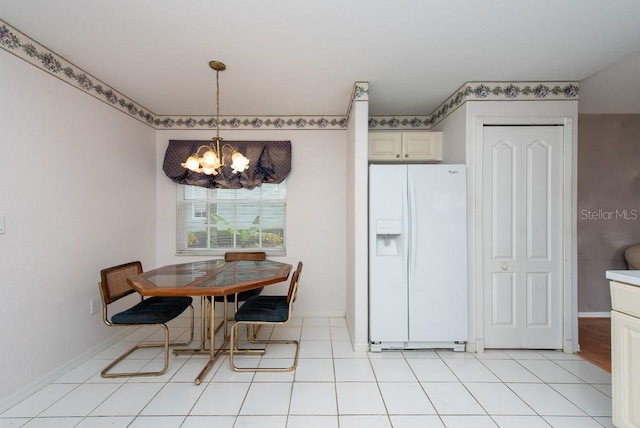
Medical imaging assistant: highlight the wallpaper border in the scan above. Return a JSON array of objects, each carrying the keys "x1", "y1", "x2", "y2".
[{"x1": 1, "y1": 20, "x2": 578, "y2": 131}]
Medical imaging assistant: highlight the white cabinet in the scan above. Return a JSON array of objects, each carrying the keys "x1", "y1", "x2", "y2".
[
  {"x1": 609, "y1": 275, "x2": 640, "y2": 428},
  {"x1": 612, "y1": 310, "x2": 640, "y2": 428},
  {"x1": 368, "y1": 132, "x2": 442, "y2": 162}
]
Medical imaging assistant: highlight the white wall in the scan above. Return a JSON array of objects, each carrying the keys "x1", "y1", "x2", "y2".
[
  {"x1": 155, "y1": 129, "x2": 348, "y2": 317},
  {"x1": 345, "y1": 98, "x2": 370, "y2": 350},
  {"x1": 0, "y1": 52, "x2": 157, "y2": 406},
  {"x1": 579, "y1": 52, "x2": 640, "y2": 114},
  {"x1": 431, "y1": 104, "x2": 468, "y2": 164}
]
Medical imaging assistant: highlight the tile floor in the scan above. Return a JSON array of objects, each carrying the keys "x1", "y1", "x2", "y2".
[{"x1": 0, "y1": 316, "x2": 613, "y2": 428}]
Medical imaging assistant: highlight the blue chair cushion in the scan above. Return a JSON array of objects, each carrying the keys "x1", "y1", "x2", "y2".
[
  {"x1": 213, "y1": 287, "x2": 263, "y2": 303},
  {"x1": 111, "y1": 296, "x2": 192, "y2": 324},
  {"x1": 234, "y1": 295, "x2": 290, "y2": 323}
]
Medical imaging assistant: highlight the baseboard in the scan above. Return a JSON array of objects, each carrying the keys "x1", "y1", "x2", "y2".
[
  {"x1": 578, "y1": 311, "x2": 611, "y2": 318},
  {"x1": 0, "y1": 329, "x2": 131, "y2": 414},
  {"x1": 353, "y1": 342, "x2": 370, "y2": 352},
  {"x1": 292, "y1": 311, "x2": 346, "y2": 318},
  {"x1": 466, "y1": 341, "x2": 478, "y2": 353}
]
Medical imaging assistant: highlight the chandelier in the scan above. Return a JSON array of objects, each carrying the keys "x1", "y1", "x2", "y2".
[{"x1": 181, "y1": 61, "x2": 250, "y2": 175}]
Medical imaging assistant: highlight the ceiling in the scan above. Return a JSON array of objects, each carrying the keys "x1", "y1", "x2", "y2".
[{"x1": 2, "y1": 0, "x2": 640, "y2": 118}]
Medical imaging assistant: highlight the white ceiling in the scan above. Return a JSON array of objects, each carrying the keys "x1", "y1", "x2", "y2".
[{"x1": 2, "y1": 0, "x2": 640, "y2": 117}]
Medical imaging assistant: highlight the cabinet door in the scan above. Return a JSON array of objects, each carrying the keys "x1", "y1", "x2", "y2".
[
  {"x1": 368, "y1": 133, "x2": 402, "y2": 161},
  {"x1": 402, "y1": 132, "x2": 442, "y2": 161},
  {"x1": 612, "y1": 310, "x2": 640, "y2": 428}
]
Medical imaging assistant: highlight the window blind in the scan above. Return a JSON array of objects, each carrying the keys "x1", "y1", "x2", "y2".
[{"x1": 176, "y1": 182, "x2": 286, "y2": 256}]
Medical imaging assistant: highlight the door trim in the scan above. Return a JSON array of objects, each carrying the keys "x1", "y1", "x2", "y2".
[{"x1": 472, "y1": 117, "x2": 576, "y2": 353}]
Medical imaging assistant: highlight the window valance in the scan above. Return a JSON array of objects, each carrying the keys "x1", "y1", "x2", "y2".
[{"x1": 163, "y1": 140, "x2": 291, "y2": 190}]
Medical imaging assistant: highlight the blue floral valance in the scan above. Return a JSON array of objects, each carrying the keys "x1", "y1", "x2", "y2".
[{"x1": 163, "y1": 140, "x2": 291, "y2": 190}]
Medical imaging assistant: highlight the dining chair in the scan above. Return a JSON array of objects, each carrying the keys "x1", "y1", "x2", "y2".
[
  {"x1": 98, "y1": 261, "x2": 194, "y2": 378},
  {"x1": 229, "y1": 261, "x2": 303, "y2": 372},
  {"x1": 220, "y1": 251, "x2": 267, "y2": 307},
  {"x1": 211, "y1": 251, "x2": 267, "y2": 337}
]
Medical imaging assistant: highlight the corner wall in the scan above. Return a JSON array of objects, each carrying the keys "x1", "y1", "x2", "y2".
[
  {"x1": 0, "y1": 51, "x2": 157, "y2": 407},
  {"x1": 345, "y1": 94, "x2": 370, "y2": 350}
]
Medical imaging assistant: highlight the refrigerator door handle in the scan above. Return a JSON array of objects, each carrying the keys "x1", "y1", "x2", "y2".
[{"x1": 407, "y1": 171, "x2": 417, "y2": 285}]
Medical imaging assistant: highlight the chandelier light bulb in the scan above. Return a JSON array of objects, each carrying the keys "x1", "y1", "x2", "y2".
[
  {"x1": 202, "y1": 166, "x2": 219, "y2": 175},
  {"x1": 182, "y1": 156, "x2": 201, "y2": 172},
  {"x1": 201, "y1": 150, "x2": 220, "y2": 168},
  {"x1": 231, "y1": 152, "x2": 250, "y2": 173}
]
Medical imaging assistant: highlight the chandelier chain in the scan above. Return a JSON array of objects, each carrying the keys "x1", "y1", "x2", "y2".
[
  {"x1": 215, "y1": 68, "x2": 220, "y2": 141},
  {"x1": 181, "y1": 60, "x2": 249, "y2": 175}
]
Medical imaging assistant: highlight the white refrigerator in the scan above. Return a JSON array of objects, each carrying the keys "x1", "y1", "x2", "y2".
[{"x1": 369, "y1": 164, "x2": 467, "y2": 351}]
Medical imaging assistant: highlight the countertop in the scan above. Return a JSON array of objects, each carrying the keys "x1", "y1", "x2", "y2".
[{"x1": 606, "y1": 270, "x2": 640, "y2": 287}]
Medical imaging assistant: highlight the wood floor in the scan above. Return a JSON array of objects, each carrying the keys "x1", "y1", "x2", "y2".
[{"x1": 577, "y1": 317, "x2": 611, "y2": 373}]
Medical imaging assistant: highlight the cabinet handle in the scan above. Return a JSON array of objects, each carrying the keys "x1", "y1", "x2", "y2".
[
  {"x1": 501, "y1": 263, "x2": 508, "y2": 271},
  {"x1": 396, "y1": 154, "x2": 400, "y2": 158},
  {"x1": 404, "y1": 154, "x2": 409, "y2": 158}
]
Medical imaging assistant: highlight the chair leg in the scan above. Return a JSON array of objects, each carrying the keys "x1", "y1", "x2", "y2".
[
  {"x1": 229, "y1": 321, "x2": 299, "y2": 373},
  {"x1": 223, "y1": 295, "x2": 230, "y2": 338},
  {"x1": 101, "y1": 305, "x2": 194, "y2": 379},
  {"x1": 246, "y1": 324, "x2": 263, "y2": 342},
  {"x1": 212, "y1": 294, "x2": 262, "y2": 342},
  {"x1": 170, "y1": 304, "x2": 195, "y2": 347},
  {"x1": 101, "y1": 324, "x2": 171, "y2": 378},
  {"x1": 210, "y1": 297, "x2": 235, "y2": 339}
]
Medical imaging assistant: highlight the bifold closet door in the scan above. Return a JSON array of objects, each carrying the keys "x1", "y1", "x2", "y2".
[{"x1": 482, "y1": 126, "x2": 563, "y2": 349}]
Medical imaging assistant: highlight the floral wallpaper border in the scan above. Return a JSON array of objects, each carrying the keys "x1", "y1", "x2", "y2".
[
  {"x1": 0, "y1": 20, "x2": 346, "y2": 130},
  {"x1": 345, "y1": 81, "x2": 369, "y2": 120},
  {"x1": 0, "y1": 20, "x2": 160, "y2": 127},
  {"x1": 152, "y1": 115, "x2": 348, "y2": 130},
  {"x1": 369, "y1": 81, "x2": 579, "y2": 130},
  {"x1": 1, "y1": 20, "x2": 578, "y2": 131}
]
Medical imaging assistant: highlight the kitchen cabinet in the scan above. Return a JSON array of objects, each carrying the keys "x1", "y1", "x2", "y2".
[
  {"x1": 368, "y1": 132, "x2": 442, "y2": 162},
  {"x1": 607, "y1": 270, "x2": 640, "y2": 428}
]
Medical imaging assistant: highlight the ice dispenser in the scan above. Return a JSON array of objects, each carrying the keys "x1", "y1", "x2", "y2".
[{"x1": 376, "y1": 219, "x2": 402, "y2": 256}]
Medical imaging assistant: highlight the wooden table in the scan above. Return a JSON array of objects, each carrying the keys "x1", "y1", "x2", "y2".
[{"x1": 127, "y1": 259, "x2": 292, "y2": 384}]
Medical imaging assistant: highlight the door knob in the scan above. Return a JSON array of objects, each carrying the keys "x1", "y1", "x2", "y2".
[{"x1": 501, "y1": 263, "x2": 508, "y2": 271}]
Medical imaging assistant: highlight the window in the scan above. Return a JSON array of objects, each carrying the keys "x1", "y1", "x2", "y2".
[{"x1": 176, "y1": 182, "x2": 286, "y2": 255}]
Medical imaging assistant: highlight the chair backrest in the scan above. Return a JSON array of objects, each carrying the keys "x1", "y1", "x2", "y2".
[
  {"x1": 224, "y1": 251, "x2": 267, "y2": 262},
  {"x1": 99, "y1": 261, "x2": 143, "y2": 305},
  {"x1": 286, "y1": 261, "x2": 303, "y2": 304}
]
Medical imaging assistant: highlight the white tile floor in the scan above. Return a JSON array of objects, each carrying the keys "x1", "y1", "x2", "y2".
[{"x1": 0, "y1": 316, "x2": 613, "y2": 428}]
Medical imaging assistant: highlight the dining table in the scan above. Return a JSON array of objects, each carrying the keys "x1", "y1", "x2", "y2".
[{"x1": 127, "y1": 258, "x2": 292, "y2": 384}]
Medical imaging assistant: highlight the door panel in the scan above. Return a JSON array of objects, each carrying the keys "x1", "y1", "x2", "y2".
[
  {"x1": 484, "y1": 128, "x2": 521, "y2": 348},
  {"x1": 483, "y1": 126, "x2": 563, "y2": 349},
  {"x1": 491, "y1": 140, "x2": 517, "y2": 260},
  {"x1": 491, "y1": 272, "x2": 516, "y2": 327},
  {"x1": 369, "y1": 165, "x2": 409, "y2": 343},
  {"x1": 527, "y1": 141, "x2": 551, "y2": 260},
  {"x1": 408, "y1": 165, "x2": 467, "y2": 342},
  {"x1": 526, "y1": 272, "x2": 550, "y2": 327}
]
